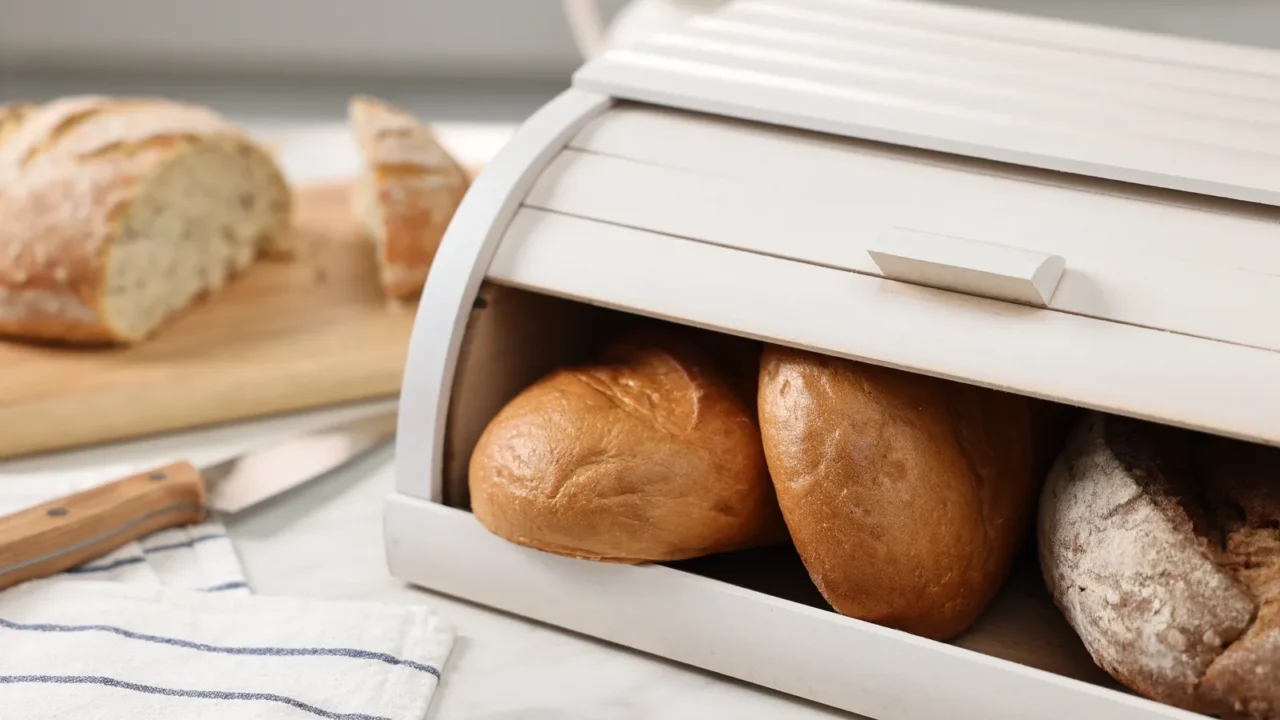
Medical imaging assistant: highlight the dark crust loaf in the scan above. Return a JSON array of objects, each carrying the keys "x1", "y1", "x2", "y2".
[
  {"x1": 1039, "y1": 411, "x2": 1280, "y2": 718},
  {"x1": 467, "y1": 326, "x2": 787, "y2": 564},
  {"x1": 757, "y1": 344, "x2": 1041, "y2": 641}
]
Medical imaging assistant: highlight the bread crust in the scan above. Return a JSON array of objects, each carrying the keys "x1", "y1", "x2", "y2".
[
  {"x1": 0, "y1": 96, "x2": 291, "y2": 344},
  {"x1": 347, "y1": 95, "x2": 470, "y2": 300},
  {"x1": 1040, "y1": 412, "x2": 1280, "y2": 718},
  {"x1": 757, "y1": 344, "x2": 1040, "y2": 641},
  {"x1": 468, "y1": 327, "x2": 786, "y2": 563},
  {"x1": 0, "y1": 101, "x2": 36, "y2": 148}
]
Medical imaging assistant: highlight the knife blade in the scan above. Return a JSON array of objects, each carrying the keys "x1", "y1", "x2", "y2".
[{"x1": 0, "y1": 410, "x2": 397, "y2": 591}]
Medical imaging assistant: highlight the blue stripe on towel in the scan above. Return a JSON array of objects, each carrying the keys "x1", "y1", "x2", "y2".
[
  {"x1": 63, "y1": 555, "x2": 147, "y2": 574},
  {"x1": 201, "y1": 581, "x2": 248, "y2": 593},
  {"x1": 0, "y1": 675, "x2": 389, "y2": 720},
  {"x1": 66, "y1": 532, "x2": 227, "y2": 574},
  {"x1": 141, "y1": 533, "x2": 227, "y2": 554},
  {"x1": 0, "y1": 618, "x2": 441, "y2": 678}
]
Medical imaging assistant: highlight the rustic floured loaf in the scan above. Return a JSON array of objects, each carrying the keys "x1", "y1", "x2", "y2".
[
  {"x1": 468, "y1": 326, "x2": 787, "y2": 563},
  {"x1": 347, "y1": 95, "x2": 470, "y2": 300},
  {"x1": 0, "y1": 95, "x2": 292, "y2": 344},
  {"x1": 1040, "y1": 412, "x2": 1280, "y2": 719},
  {"x1": 757, "y1": 344, "x2": 1041, "y2": 641}
]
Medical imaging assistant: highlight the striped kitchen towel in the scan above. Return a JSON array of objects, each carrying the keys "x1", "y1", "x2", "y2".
[
  {"x1": 0, "y1": 577, "x2": 453, "y2": 720},
  {"x1": 0, "y1": 438, "x2": 455, "y2": 719},
  {"x1": 56, "y1": 518, "x2": 250, "y2": 594}
]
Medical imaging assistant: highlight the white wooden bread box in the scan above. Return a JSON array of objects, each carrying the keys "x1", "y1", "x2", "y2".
[{"x1": 384, "y1": 1, "x2": 1280, "y2": 718}]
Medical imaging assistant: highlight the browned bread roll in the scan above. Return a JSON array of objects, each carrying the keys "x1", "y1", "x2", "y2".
[
  {"x1": 468, "y1": 327, "x2": 786, "y2": 563},
  {"x1": 347, "y1": 95, "x2": 470, "y2": 300},
  {"x1": 757, "y1": 344, "x2": 1040, "y2": 641},
  {"x1": 0, "y1": 96, "x2": 292, "y2": 344},
  {"x1": 1040, "y1": 411, "x2": 1280, "y2": 718}
]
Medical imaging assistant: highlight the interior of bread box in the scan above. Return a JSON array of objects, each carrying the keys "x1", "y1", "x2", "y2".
[{"x1": 438, "y1": 276, "x2": 1244, "y2": 696}]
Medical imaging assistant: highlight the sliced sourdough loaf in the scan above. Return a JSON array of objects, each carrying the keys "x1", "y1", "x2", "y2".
[
  {"x1": 0, "y1": 95, "x2": 292, "y2": 345},
  {"x1": 347, "y1": 95, "x2": 470, "y2": 300}
]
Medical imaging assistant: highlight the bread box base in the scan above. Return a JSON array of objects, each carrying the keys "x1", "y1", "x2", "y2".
[
  {"x1": 384, "y1": 282, "x2": 1208, "y2": 720},
  {"x1": 384, "y1": 497, "x2": 1189, "y2": 720}
]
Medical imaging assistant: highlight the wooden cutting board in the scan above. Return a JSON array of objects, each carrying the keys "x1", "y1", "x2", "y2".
[{"x1": 0, "y1": 182, "x2": 418, "y2": 460}]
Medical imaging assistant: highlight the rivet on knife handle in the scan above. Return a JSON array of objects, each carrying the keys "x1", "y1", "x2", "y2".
[{"x1": 0, "y1": 460, "x2": 207, "y2": 591}]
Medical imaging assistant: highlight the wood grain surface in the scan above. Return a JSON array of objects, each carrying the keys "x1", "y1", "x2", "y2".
[
  {"x1": 0, "y1": 183, "x2": 417, "y2": 459},
  {"x1": 0, "y1": 460, "x2": 207, "y2": 590}
]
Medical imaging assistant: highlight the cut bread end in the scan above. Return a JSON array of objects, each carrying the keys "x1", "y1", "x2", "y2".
[
  {"x1": 347, "y1": 95, "x2": 470, "y2": 301},
  {"x1": 103, "y1": 135, "x2": 292, "y2": 343}
]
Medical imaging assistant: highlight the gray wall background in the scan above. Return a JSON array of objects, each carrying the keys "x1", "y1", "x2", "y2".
[{"x1": 2, "y1": 1, "x2": 1278, "y2": 82}]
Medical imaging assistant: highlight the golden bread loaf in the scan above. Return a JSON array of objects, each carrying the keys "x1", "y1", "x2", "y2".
[
  {"x1": 468, "y1": 327, "x2": 786, "y2": 563},
  {"x1": 757, "y1": 344, "x2": 1040, "y2": 640}
]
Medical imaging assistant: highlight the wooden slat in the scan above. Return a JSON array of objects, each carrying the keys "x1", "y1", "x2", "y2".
[
  {"x1": 568, "y1": 106, "x2": 1280, "y2": 259},
  {"x1": 570, "y1": 105, "x2": 1280, "y2": 217},
  {"x1": 573, "y1": 0, "x2": 1280, "y2": 206},
  {"x1": 525, "y1": 146, "x2": 1280, "y2": 353},
  {"x1": 636, "y1": 33, "x2": 1280, "y2": 156},
  {"x1": 730, "y1": 1, "x2": 1280, "y2": 93},
  {"x1": 788, "y1": 0, "x2": 1280, "y2": 77},
  {"x1": 671, "y1": 17, "x2": 1280, "y2": 125},
  {"x1": 489, "y1": 208, "x2": 1280, "y2": 448}
]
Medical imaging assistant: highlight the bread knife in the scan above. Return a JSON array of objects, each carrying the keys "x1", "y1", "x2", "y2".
[{"x1": 0, "y1": 410, "x2": 397, "y2": 591}]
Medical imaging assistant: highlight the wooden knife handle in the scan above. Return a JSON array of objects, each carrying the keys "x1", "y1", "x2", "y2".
[{"x1": 0, "y1": 461, "x2": 207, "y2": 591}]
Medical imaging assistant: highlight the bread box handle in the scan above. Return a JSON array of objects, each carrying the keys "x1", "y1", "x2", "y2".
[{"x1": 867, "y1": 228, "x2": 1065, "y2": 307}]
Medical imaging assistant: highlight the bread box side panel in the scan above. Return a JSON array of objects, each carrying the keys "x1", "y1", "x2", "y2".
[{"x1": 394, "y1": 88, "x2": 612, "y2": 503}]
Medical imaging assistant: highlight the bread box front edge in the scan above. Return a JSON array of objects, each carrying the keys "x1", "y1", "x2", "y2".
[{"x1": 392, "y1": 87, "x2": 611, "y2": 504}]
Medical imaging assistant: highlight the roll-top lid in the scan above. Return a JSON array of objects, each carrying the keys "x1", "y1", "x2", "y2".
[{"x1": 573, "y1": 0, "x2": 1280, "y2": 206}]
